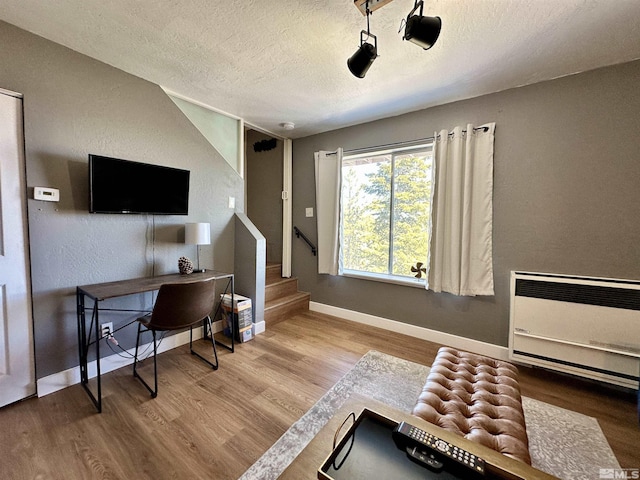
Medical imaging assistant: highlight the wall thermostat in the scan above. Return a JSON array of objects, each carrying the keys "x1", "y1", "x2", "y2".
[{"x1": 34, "y1": 187, "x2": 60, "y2": 202}]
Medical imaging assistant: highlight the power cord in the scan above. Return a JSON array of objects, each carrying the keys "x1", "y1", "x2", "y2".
[{"x1": 104, "y1": 330, "x2": 167, "y2": 360}]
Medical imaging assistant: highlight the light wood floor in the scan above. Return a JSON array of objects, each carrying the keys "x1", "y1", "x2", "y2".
[{"x1": 1, "y1": 311, "x2": 638, "y2": 479}]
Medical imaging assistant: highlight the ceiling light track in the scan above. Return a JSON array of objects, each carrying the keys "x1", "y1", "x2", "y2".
[{"x1": 353, "y1": 0, "x2": 395, "y2": 15}]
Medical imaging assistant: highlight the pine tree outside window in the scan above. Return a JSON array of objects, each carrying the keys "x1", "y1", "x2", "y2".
[{"x1": 340, "y1": 143, "x2": 433, "y2": 285}]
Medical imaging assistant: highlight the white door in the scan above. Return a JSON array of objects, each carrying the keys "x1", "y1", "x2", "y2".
[{"x1": 0, "y1": 89, "x2": 36, "y2": 407}]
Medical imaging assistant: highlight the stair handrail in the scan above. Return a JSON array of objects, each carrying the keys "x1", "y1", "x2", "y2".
[{"x1": 293, "y1": 226, "x2": 317, "y2": 256}]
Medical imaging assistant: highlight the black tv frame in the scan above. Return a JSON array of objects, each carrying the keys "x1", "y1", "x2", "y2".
[{"x1": 88, "y1": 154, "x2": 190, "y2": 215}]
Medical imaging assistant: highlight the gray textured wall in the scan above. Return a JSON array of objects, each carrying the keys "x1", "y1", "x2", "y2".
[
  {"x1": 292, "y1": 60, "x2": 640, "y2": 347},
  {"x1": 0, "y1": 21, "x2": 243, "y2": 378},
  {"x1": 246, "y1": 129, "x2": 283, "y2": 263}
]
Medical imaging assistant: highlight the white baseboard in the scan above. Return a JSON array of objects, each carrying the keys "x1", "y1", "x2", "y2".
[
  {"x1": 37, "y1": 319, "x2": 226, "y2": 398},
  {"x1": 309, "y1": 302, "x2": 508, "y2": 360},
  {"x1": 253, "y1": 320, "x2": 266, "y2": 335}
]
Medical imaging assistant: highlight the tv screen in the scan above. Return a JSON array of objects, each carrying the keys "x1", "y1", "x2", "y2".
[{"x1": 89, "y1": 154, "x2": 190, "y2": 215}]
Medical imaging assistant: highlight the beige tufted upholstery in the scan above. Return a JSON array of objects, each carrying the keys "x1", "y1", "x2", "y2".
[{"x1": 412, "y1": 347, "x2": 531, "y2": 465}]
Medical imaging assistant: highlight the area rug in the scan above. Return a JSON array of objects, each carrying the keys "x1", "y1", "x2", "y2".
[{"x1": 239, "y1": 350, "x2": 620, "y2": 480}]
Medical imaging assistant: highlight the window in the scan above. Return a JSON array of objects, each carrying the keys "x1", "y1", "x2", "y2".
[{"x1": 341, "y1": 143, "x2": 433, "y2": 284}]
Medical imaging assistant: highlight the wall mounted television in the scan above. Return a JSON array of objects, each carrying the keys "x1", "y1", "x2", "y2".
[{"x1": 89, "y1": 154, "x2": 190, "y2": 215}]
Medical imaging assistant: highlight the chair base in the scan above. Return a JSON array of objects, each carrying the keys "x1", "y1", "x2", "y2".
[{"x1": 133, "y1": 315, "x2": 218, "y2": 398}]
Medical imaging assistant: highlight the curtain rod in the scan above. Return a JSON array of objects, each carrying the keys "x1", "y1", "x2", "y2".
[{"x1": 325, "y1": 126, "x2": 489, "y2": 156}]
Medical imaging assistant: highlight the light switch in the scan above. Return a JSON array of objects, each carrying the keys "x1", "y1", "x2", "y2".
[
  {"x1": 228, "y1": 196, "x2": 235, "y2": 209},
  {"x1": 305, "y1": 207, "x2": 314, "y2": 217}
]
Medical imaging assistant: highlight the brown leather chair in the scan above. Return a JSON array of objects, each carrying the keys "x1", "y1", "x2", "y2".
[{"x1": 133, "y1": 278, "x2": 218, "y2": 397}]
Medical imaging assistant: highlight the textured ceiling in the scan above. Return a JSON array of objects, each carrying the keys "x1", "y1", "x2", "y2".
[{"x1": 1, "y1": 0, "x2": 640, "y2": 138}]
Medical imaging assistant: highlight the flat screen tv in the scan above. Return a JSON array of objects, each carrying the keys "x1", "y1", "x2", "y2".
[{"x1": 89, "y1": 154, "x2": 190, "y2": 215}]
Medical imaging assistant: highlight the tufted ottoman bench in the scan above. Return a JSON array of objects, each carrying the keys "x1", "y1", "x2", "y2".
[{"x1": 412, "y1": 347, "x2": 531, "y2": 465}]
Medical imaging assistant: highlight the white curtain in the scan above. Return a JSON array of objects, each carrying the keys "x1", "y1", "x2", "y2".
[
  {"x1": 428, "y1": 123, "x2": 495, "y2": 296},
  {"x1": 314, "y1": 149, "x2": 342, "y2": 275}
]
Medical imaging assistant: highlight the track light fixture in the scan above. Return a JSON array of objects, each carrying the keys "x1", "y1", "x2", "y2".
[
  {"x1": 402, "y1": 0, "x2": 441, "y2": 50},
  {"x1": 348, "y1": 0, "x2": 441, "y2": 76},
  {"x1": 348, "y1": 31, "x2": 378, "y2": 78},
  {"x1": 348, "y1": 1, "x2": 378, "y2": 78}
]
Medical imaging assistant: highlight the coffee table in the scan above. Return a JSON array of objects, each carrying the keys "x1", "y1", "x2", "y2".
[{"x1": 279, "y1": 394, "x2": 558, "y2": 480}]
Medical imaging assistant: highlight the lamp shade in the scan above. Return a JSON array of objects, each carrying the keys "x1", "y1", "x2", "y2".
[{"x1": 185, "y1": 222, "x2": 211, "y2": 245}]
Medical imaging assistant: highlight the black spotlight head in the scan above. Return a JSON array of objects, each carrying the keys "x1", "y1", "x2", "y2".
[
  {"x1": 404, "y1": 14, "x2": 441, "y2": 50},
  {"x1": 347, "y1": 42, "x2": 377, "y2": 79}
]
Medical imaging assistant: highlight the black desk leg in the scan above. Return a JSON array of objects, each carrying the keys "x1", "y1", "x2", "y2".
[
  {"x1": 94, "y1": 300, "x2": 102, "y2": 412},
  {"x1": 79, "y1": 297, "x2": 102, "y2": 413},
  {"x1": 76, "y1": 288, "x2": 87, "y2": 385}
]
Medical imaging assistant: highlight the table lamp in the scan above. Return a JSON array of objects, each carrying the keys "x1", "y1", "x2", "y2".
[{"x1": 185, "y1": 222, "x2": 211, "y2": 273}]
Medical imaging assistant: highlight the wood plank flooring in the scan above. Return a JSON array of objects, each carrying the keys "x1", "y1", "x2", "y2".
[{"x1": 1, "y1": 311, "x2": 638, "y2": 479}]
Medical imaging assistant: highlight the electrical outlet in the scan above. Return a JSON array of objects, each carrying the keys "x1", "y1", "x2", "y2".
[{"x1": 100, "y1": 322, "x2": 113, "y2": 338}]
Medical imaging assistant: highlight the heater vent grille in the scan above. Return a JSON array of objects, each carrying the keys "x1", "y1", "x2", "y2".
[{"x1": 515, "y1": 279, "x2": 640, "y2": 311}]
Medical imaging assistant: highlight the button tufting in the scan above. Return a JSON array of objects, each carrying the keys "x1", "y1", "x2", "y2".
[{"x1": 412, "y1": 347, "x2": 531, "y2": 465}]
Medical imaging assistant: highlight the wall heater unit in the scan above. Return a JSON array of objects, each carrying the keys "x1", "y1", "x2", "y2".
[{"x1": 509, "y1": 271, "x2": 640, "y2": 389}]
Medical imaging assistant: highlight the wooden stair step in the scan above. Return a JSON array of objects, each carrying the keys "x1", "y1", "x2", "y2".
[
  {"x1": 264, "y1": 291, "x2": 310, "y2": 325},
  {"x1": 266, "y1": 263, "x2": 283, "y2": 284},
  {"x1": 263, "y1": 262, "x2": 310, "y2": 325},
  {"x1": 265, "y1": 277, "x2": 299, "y2": 302}
]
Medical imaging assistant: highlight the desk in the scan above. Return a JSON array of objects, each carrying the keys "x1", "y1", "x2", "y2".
[{"x1": 76, "y1": 271, "x2": 234, "y2": 412}]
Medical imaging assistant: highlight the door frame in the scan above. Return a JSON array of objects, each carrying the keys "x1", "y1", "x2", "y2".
[
  {"x1": 281, "y1": 138, "x2": 292, "y2": 278},
  {"x1": 0, "y1": 87, "x2": 37, "y2": 406},
  {"x1": 243, "y1": 124, "x2": 292, "y2": 278}
]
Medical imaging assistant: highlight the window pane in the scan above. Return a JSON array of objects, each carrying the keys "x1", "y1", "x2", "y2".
[
  {"x1": 341, "y1": 143, "x2": 432, "y2": 283},
  {"x1": 342, "y1": 155, "x2": 391, "y2": 274},
  {"x1": 392, "y1": 151, "x2": 432, "y2": 278}
]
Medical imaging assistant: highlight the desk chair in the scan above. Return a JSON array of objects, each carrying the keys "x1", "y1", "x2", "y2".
[{"x1": 133, "y1": 278, "x2": 218, "y2": 398}]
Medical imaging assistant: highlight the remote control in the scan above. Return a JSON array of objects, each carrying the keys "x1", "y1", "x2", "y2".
[
  {"x1": 405, "y1": 445, "x2": 444, "y2": 471},
  {"x1": 393, "y1": 421, "x2": 485, "y2": 475}
]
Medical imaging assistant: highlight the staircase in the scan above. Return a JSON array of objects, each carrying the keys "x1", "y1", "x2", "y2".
[{"x1": 264, "y1": 263, "x2": 310, "y2": 325}]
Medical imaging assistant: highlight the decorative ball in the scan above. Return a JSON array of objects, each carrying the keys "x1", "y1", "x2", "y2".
[{"x1": 178, "y1": 256, "x2": 194, "y2": 275}]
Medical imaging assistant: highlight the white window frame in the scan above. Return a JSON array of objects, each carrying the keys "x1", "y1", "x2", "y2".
[{"x1": 340, "y1": 141, "x2": 434, "y2": 288}]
